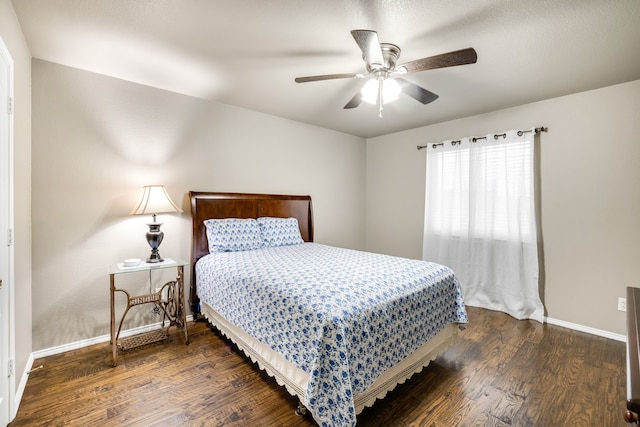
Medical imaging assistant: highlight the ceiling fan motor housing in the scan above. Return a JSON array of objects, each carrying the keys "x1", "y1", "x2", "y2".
[{"x1": 366, "y1": 43, "x2": 401, "y2": 72}]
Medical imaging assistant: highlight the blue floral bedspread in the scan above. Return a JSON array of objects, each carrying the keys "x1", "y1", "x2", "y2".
[{"x1": 196, "y1": 243, "x2": 467, "y2": 427}]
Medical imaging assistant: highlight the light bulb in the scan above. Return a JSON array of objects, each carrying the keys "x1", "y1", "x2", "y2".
[
  {"x1": 382, "y1": 78, "x2": 401, "y2": 103},
  {"x1": 361, "y1": 78, "x2": 380, "y2": 104},
  {"x1": 361, "y1": 77, "x2": 401, "y2": 105}
]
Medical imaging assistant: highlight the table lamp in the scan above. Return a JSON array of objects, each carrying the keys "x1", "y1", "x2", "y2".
[{"x1": 130, "y1": 185, "x2": 183, "y2": 263}]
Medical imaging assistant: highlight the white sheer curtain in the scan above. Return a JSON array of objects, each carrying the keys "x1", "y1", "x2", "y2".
[{"x1": 423, "y1": 129, "x2": 544, "y2": 322}]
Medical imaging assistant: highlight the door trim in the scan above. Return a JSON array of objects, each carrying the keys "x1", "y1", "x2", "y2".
[{"x1": 0, "y1": 35, "x2": 16, "y2": 424}]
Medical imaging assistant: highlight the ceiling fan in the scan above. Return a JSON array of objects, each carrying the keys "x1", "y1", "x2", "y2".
[{"x1": 295, "y1": 30, "x2": 477, "y2": 116}]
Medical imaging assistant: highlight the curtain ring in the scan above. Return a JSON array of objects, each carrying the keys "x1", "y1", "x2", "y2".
[{"x1": 494, "y1": 133, "x2": 506, "y2": 140}]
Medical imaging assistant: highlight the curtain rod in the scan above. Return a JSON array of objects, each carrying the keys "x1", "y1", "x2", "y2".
[{"x1": 417, "y1": 126, "x2": 548, "y2": 151}]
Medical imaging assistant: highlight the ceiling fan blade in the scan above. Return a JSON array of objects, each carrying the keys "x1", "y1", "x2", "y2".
[
  {"x1": 351, "y1": 30, "x2": 384, "y2": 67},
  {"x1": 295, "y1": 73, "x2": 359, "y2": 83},
  {"x1": 343, "y1": 91, "x2": 363, "y2": 109},
  {"x1": 395, "y1": 78, "x2": 439, "y2": 104},
  {"x1": 398, "y1": 47, "x2": 477, "y2": 74}
]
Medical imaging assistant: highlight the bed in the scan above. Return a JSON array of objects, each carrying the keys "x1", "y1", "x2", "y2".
[{"x1": 189, "y1": 191, "x2": 467, "y2": 427}]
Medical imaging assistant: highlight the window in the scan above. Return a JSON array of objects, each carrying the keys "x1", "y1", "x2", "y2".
[
  {"x1": 425, "y1": 137, "x2": 534, "y2": 242},
  {"x1": 423, "y1": 129, "x2": 544, "y2": 322}
]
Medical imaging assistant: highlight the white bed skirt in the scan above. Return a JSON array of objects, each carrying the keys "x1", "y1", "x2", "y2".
[{"x1": 200, "y1": 301, "x2": 459, "y2": 414}]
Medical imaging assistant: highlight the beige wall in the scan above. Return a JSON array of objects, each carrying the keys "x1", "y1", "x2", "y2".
[
  {"x1": 366, "y1": 79, "x2": 640, "y2": 336},
  {"x1": 31, "y1": 59, "x2": 366, "y2": 350},
  {"x1": 22, "y1": 35, "x2": 640, "y2": 349},
  {"x1": 0, "y1": 0, "x2": 32, "y2": 403}
]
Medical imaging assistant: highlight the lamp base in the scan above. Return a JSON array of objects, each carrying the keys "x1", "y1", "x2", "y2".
[
  {"x1": 146, "y1": 222, "x2": 164, "y2": 263},
  {"x1": 146, "y1": 249, "x2": 164, "y2": 263}
]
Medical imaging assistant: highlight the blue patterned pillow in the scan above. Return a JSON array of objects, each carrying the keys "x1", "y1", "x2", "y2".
[
  {"x1": 204, "y1": 218, "x2": 265, "y2": 253},
  {"x1": 257, "y1": 217, "x2": 304, "y2": 247}
]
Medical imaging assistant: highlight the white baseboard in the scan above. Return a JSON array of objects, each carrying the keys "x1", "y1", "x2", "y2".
[
  {"x1": 33, "y1": 316, "x2": 194, "y2": 359},
  {"x1": 29, "y1": 314, "x2": 624, "y2": 358},
  {"x1": 545, "y1": 316, "x2": 626, "y2": 342}
]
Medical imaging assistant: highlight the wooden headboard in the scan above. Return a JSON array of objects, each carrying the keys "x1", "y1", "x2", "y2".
[{"x1": 188, "y1": 191, "x2": 314, "y2": 314}]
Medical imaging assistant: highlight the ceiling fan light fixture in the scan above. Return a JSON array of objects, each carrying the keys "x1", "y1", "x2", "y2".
[
  {"x1": 361, "y1": 77, "x2": 401, "y2": 105},
  {"x1": 294, "y1": 30, "x2": 476, "y2": 113}
]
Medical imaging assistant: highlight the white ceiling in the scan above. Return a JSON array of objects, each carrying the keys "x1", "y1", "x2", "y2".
[{"x1": 11, "y1": 0, "x2": 640, "y2": 138}]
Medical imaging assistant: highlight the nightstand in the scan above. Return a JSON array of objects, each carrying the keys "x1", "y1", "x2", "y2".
[{"x1": 109, "y1": 258, "x2": 189, "y2": 366}]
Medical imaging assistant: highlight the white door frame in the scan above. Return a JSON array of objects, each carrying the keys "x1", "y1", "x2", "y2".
[{"x1": 0, "y1": 36, "x2": 16, "y2": 425}]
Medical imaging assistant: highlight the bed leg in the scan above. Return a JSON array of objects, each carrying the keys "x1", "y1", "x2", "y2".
[{"x1": 295, "y1": 402, "x2": 307, "y2": 417}]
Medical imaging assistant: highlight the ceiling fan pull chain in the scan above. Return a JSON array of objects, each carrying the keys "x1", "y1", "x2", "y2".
[{"x1": 378, "y1": 78, "x2": 384, "y2": 118}]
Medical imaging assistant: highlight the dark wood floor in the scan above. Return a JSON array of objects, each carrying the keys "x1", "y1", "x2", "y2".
[{"x1": 10, "y1": 307, "x2": 626, "y2": 426}]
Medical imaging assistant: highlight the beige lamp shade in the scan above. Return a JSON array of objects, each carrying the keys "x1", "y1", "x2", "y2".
[{"x1": 130, "y1": 185, "x2": 183, "y2": 216}]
